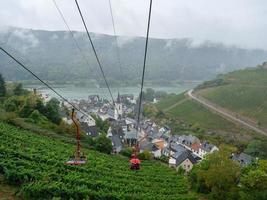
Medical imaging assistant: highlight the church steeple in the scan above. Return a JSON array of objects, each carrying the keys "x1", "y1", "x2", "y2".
[{"x1": 117, "y1": 92, "x2": 121, "y2": 103}]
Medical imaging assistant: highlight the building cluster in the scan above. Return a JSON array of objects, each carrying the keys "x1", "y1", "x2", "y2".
[
  {"x1": 59, "y1": 92, "x2": 220, "y2": 172},
  {"x1": 41, "y1": 91, "x2": 253, "y2": 173}
]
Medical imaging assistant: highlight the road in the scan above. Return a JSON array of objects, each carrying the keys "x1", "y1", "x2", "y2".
[{"x1": 187, "y1": 89, "x2": 267, "y2": 137}]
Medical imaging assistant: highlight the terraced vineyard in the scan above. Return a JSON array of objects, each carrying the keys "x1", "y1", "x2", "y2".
[{"x1": 0, "y1": 122, "x2": 195, "y2": 200}]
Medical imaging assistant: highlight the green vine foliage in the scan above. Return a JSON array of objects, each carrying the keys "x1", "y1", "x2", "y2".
[{"x1": 0, "y1": 122, "x2": 196, "y2": 200}]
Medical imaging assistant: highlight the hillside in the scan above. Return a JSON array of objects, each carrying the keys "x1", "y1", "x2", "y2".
[
  {"x1": 1, "y1": 27, "x2": 267, "y2": 84},
  {"x1": 196, "y1": 64, "x2": 267, "y2": 129},
  {"x1": 153, "y1": 92, "x2": 253, "y2": 140},
  {"x1": 149, "y1": 64, "x2": 267, "y2": 158},
  {"x1": 0, "y1": 122, "x2": 195, "y2": 200}
]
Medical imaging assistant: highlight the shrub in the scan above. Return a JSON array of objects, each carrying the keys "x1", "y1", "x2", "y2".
[{"x1": 138, "y1": 150, "x2": 152, "y2": 160}]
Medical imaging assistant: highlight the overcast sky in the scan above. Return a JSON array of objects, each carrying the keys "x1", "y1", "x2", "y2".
[{"x1": 1, "y1": 0, "x2": 267, "y2": 49}]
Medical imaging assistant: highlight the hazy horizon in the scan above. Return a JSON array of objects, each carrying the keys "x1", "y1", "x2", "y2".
[{"x1": 1, "y1": 0, "x2": 267, "y2": 49}]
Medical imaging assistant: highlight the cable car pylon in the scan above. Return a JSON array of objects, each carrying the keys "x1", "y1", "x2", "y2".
[{"x1": 66, "y1": 108, "x2": 86, "y2": 165}]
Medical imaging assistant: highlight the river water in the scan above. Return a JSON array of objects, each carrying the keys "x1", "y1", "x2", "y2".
[{"x1": 24, "y1": 83, "x2": 198, "y2": 100}]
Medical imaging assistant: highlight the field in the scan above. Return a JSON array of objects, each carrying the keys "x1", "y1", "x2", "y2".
[
  {"x1": 167, "y1": 99, "x2": 239, "y2": 131},
  {"x1": 198, "y1": 67, "x2": 267, "y2": 127},
  {"x1": 153, "y1": 92, "x2": 256, "y2": 146},
  {"x1": 156, "y1": 93, "x2": 185, "y2": 111},
  {"x1": 0, "y1": 122, "x2": 195, "y2": 200}
]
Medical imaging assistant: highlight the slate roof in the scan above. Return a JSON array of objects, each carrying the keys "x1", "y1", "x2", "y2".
[
  {"x1": 80, "y1": 123, "x2": 99, "y2": 137},
  {"x1": 110, "y1": 134, "x2": 122, "y2": 149},
  {"x1": 232, "y1": 153, "x2": 253, "y2": 166},
  {"x1": 170, "y1": 143, "x2": 186, "y2": 153},
  {"x1": 140, "y1": 141, "x2": 159, "y2": 152},
  {"x1": 107, "y1": 108, "x2": 115, "y2": 117},
  {"x1": 179, "y1": 135, "x2": 200, "y2": 146},
  {"x1": 172, "y1": 150, "x2": 197, "y2": 166},
  {"x1": 124, "y1": 130, "x2": 138, "y2": 139},
  {"x1": 201, "y1": 141, "x2": 216, "y2": 152},
  {"x1": 125, "y1": 117, "x2": 137, "y2": 125}
]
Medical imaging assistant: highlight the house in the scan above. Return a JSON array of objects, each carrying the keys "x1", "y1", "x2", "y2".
[
  {"x1": 88, "y1": 95, "x2": 100, "y2": 104},
  {"x1": 125, "y1": 117, "x2": 136, "y2": 130},
  {"x1": 76, "y1": 112, "x2": 96, "y2": 126},
  {"x1": 119, "y1": 94, "x2": 135, "y2": 104},
  {"x1": 191, "y1": 142, "x2": 201, "y2": 155},
  {"x1": 169, "y1": 143, "x2": 186, "y2": 156},
  {"x1": 98, "y1": 108, "x2": 116, "y2": 121},
  {"x1": 80, "y1": 122, "x2": 99, "y2": 137},
  {"x1": 152, "y1": 139, "x2": 166, "y2": 150},
  {"x1": 199, "y1": 141, "x2": 219, "y2": 157},
  {"x1": 109, "y1": 134, "x2": 123, "y2": 153},
  {"x1": 169, "y1": 150, "x2": 197, "y2": 173},
  {"x1": 147, "y1": 131, "x2": 162, "y2": 142},
  {"x1": 231, "y1": 153, "x2": 254, "y2": 167},
  {"x1": 159, "y1": 126, "x2": 171, "y2": 135},
  {"x1": 140, "y1": 141, "x2": 161, "y2": 158},
  {"x1": 116, "y1": 120, "x2": 127, "y2": 133},
  {"x1": 178, "y1": 135, "x2": 200, "y2": 147},
  {"x1": 162, "y1": 147, "x2": 170, "y2": 157},
  {"x1": 124, "y1": 130, "x2": 138, "y2": 146}
]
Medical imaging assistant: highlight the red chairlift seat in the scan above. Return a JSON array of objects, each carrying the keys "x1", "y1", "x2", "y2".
[{"x1": 130, "y1": 154, "x2": 141, "y2": 170}]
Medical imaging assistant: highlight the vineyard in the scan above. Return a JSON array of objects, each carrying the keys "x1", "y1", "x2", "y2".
[{"x1": 0, "y1": 122, "x2": 195, "y2": 200}]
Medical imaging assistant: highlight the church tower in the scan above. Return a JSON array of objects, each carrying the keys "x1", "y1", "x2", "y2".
[{"x1": 115, "y1": 92, "x2": 123, "y2": 119}]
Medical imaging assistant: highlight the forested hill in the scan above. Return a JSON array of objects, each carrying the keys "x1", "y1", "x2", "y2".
[{"x1": 1, "y1": 26, "x2": 267, "y2": 83}]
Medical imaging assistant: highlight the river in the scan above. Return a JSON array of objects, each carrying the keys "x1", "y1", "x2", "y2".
[{"x1": 24, "y1": 83, "x2": 198, "y2": 100}]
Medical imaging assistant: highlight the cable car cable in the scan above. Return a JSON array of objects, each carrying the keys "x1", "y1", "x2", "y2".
[
  {"x1": 74, "y1": 0, "x2": 117, "y2": 110},
  {"x1": 136, "y1": 0, "x2": 153, "y2": 142},
  {"x1": 108, "y1": 0, "x2": 124, "y2": 88},
  {"x1": 52, "y1": 0, "x2": 99, "y2": 79}
]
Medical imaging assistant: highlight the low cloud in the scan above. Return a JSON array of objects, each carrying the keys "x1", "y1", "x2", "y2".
[
  {"x1": 117, "y1": 36, "x2": 136, "y2": 48},
  {"x1": 11, "y1": 29, "x2": 39, "y2": 50}
]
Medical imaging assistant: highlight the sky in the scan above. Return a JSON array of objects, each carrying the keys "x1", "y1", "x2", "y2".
[{"x1": 1, "y1": 0, "x2": 267, "y2": 49}]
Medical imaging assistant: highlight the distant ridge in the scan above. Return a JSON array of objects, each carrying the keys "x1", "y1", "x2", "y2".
[{"x1": 1, "y1": 26, "x2": 267, "y2": 83}]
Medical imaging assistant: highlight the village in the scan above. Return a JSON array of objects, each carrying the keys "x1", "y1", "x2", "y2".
[{"x1": 41, "y1": 91, "x2": 254, "y2": 173}]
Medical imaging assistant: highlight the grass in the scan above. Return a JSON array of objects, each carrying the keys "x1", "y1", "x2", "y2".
[
  {"x1": 198, "y1": 67, "x2": 267, "y2": 127},
  {"x1": 156, "y1": 93, "x2": 185, "y2": 111},
  {"x1": 167, "y1": 99, "x2": 238, "y2": 131},
  {"x1": 153, "y1": 92, "x2": 256, "y2": 146}
]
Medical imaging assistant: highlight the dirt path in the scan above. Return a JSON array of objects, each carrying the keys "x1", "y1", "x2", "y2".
[{"x1": 163, "y1": 98, "x2": 187, "y2": 112}]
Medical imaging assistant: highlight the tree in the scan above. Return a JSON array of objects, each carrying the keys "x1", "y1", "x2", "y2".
[
  {"x1": 19, "y1": 96, "x2": 36, "y2": 118},
  {"x1": 189, "y1": 146, "x2": 241, "y2": 200},
  {"x1": 44, "y1": 98, "x2": 61, "y2": 124},
  {"x1": 143, "y1": 88, "x2": 155, "y2": 102},
  {"x1": 138, "y1": 150, "x2": 152, "y2": 160},
  {"x1": 92, "y1": 115, "x2": 110, "y2": 134},
  {"x1": 35, "y1": 98, "x2": 46, "y2": 114},
  {"x1": 0, "y1": 73, "x2": 6, "y2": 97},
  {"x1": 244, "y1": 139, "x2": 266, "y2": 158},
  {"x1": 29, "y1": 110, "x2": 47, "y2": 124},
  {"x1": 120, "y1": 147, "x2": 133, "y2": 158},
  {"x1": 94, "y1": 134, "x2": 112, "y2": 154},
  {"x1": 13, "y1": 83, "x2": 23, "y2": 96},
  {"x1": 239, "y1": 160, "x2": 267, "y2": 200},
  {"x1": 57, "y1": 121, "x2": 76, "y2": 135}
]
